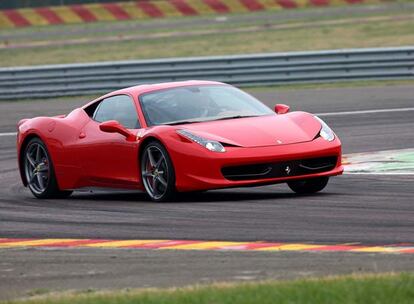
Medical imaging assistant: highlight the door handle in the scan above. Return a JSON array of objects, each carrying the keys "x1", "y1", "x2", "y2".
[{"x1": 79, "y1": 132, "x2": 86, "y2": 139}]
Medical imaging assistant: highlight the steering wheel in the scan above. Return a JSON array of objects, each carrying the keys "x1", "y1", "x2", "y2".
[{"x1": 146, "y1": 105, "x2": 172, "y2": 125}]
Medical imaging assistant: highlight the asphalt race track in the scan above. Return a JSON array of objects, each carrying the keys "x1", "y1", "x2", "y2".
[{"x1": 0, "y1": 86, "x2": 413, "y2": 299}]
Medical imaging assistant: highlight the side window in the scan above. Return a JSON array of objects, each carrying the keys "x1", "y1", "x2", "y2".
[{"x1": 93, "y1": 95, "x2": 140, "y2": 129}]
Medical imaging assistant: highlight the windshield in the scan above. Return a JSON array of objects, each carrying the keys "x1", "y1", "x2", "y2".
[{"x1": 139, "y1": 85, "x2": 274, "y2": 126}]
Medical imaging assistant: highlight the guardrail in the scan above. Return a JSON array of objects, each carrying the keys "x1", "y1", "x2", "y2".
[{"x1": 1, "y1": 47, "x2": 413, "y2": 100}]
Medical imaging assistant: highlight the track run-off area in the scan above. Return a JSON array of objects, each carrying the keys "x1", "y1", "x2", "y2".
[{"x1": 0, "y1": 85, "x2": 413, "y2": 299}]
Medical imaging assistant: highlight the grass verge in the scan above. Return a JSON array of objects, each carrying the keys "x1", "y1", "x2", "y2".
[
  {"x1": 4, "y1": 273, "x2": 414, "y2": 304},
  {"x1": 1, "y1": 4, "x2": 414, "y2": 66}
]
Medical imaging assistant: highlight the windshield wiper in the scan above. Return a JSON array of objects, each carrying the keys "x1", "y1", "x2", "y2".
[
  {"x1": 162, "y1": 115, "x2": 258, "y2": 126},
  {"x1": 162, "y1": 120, "x2": 199, "y2": 126},
  {"x1": 212, "y1": 115, "x2": 258, "y2": 121}
]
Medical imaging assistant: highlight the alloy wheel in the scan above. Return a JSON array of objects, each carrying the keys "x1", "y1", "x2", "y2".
[
  {"x1": 141, "y1": 145, "x2": 169, "y2": 200},
  {"x1": 24, "y1": 142, "x2": 50, "y2": 195}
]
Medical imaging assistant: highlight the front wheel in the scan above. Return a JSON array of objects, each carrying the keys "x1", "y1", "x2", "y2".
[
  {"x1": 287, "y1": 177, "x2": 329, "y2": 194},
  {"x1": 141, "y1": 141, "x2": 176, "y2": 202},
  {"x1": 23, "y1": 137, "x2": 72, "y2": 199}
]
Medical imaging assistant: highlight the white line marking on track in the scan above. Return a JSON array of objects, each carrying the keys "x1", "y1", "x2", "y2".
[
  {"x1": 344, "y1": 172, "x2": 414, "y2": 175},
  {"x1": 0, "y1": 132, "x2": 17, "y2": 137},
  {"x1": 316, "y1": 107, "x2": 414, "y2": 117},
  {"x1": 0, "y1": 107, "x2": 413, "y2": 137},
  {"x1": 343, "y1": 148, "x2": 414, "y2": 175}
]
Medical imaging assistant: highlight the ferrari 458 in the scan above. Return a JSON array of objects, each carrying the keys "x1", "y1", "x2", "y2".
[{"x1": 17, "y1": 81, "x2": 343, "y2": 202}]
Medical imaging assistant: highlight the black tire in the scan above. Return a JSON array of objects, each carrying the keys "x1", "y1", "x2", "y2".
[
  {"x1": 23, "y1": 137, "x2": 72, "y2": 199},
  {"x1": 287, "y1": 177, "x2": 329, "y2": 194},
  {"x1": 140, "y1": 141, "x2": 176, "y2": 202}
]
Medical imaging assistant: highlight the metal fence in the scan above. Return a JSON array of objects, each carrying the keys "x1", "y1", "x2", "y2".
[{"x1": 1, "y1": 47, "x2": 413, "y2": 100}]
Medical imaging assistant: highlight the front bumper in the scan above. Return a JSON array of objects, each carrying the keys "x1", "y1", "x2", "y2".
[{"x1": 169, "y1": 137, "x2": 343, "y2": 192}]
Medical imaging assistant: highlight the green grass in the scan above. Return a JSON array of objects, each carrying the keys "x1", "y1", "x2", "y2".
[
  {"x1": 1, "y1": 5, "x2": 414, "y2": 67},
  {"x1": 3, "y1": 273, "x2": 414, "y2": 304},
  {"x1": 1, "y1": 4, "x2": 410, "y2": 44}
]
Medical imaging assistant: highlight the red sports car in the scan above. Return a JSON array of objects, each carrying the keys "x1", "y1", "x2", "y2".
[{"x1": 17, "y1": 80, "x2": 343, "y2": 202}]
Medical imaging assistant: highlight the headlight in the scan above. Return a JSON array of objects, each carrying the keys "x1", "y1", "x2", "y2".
[
  {"x1": 314, "y1": 116, "x2": 335, "y2": 141},
  {"x1": 177, "y1": 129, "x2": 226, "y2": 152}
]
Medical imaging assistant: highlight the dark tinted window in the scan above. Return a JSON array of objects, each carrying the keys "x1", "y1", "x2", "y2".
[{"x1": 93, "y1": 95, "x2": 140, "y2": 129}]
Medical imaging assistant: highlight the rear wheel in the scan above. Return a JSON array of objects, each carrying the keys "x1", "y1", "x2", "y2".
[
  {"x1": 23, "y1": 137, "x2": 72, "y2": 199},
  {"x1": 287, "y1": 177, "x2": 329, "y2": 194},
  {"x1": 141, "y1": 141, "x2": 176, "y2": 202}
]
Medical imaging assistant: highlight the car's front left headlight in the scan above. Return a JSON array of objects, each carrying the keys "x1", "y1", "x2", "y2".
[
  {"x1": 177, "y1": 129, "x2": 226, "y2": 152},
  {"x1": 314, "y1": 116, "x2": 335, "y2": 141}
]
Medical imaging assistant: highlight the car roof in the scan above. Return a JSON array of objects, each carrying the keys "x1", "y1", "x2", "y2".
[
  {"x1": 112, "y1": 80, "x2": 227, "y2": 97},
  {"x1": 83, "y1": 80, "x2": 228, "y2": 109}
]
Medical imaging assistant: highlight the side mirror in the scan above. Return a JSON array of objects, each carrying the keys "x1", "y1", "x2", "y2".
[
  {"x1": 274, "y1": 104, "x2": 290, "y2": 114},
  {"x1": 99, "y1": 120, "x2": 135, "y2": 142}
]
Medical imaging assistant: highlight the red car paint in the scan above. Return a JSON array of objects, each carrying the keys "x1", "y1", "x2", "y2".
[{"x1": 17, "y1": 80, "x2": 343, "y2": 193}]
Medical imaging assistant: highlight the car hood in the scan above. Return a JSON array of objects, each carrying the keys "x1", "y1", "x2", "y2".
[{"x1": 179, "y1": 112, "x2": 321, "y2": 148}]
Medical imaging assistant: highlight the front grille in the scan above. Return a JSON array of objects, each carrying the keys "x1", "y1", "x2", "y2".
[{"x1": 221, "y1": 156, "x2": 337, "y2": 181}]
